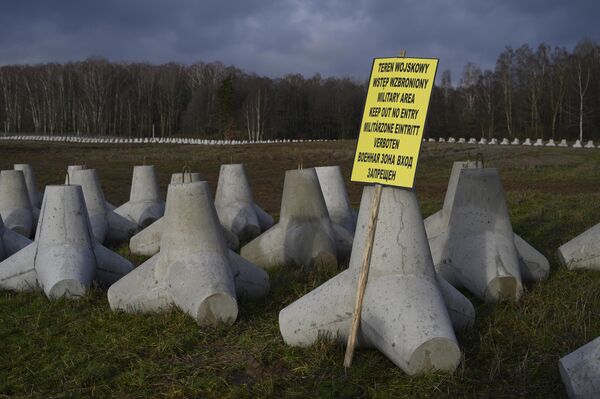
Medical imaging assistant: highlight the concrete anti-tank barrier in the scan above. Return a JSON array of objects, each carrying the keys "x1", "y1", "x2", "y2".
[
  {"x1": 114, "y1": 165, "x2": 165, "y2": 229},
  {"x1": 70, "y1": 169, "x2": 137, "y2": 244},
  {"x1": 0, "y1": 185, "x2": 133, "y2": 298},
  {"x1": 559, "y1": 336, "x2": 600, "y2": 398},
  {"x1": 108, "y1": 181, "x2": 269, "y2": 326},
  {"x1": 279, "y1": 186, "x2": 465, "y2": 375},
  {"x1": 314, "y1": 166, "x2": 357, "y2": 260},
  {"x1": 14, "y1": 164, "x2": 43, "y2": 208},
  {"x1": 241, "y1": 168, "x2": 338, "y2": 270},
  {"x1": 215, "y1": 164, "x2": 273, "y2": 243},
  {"x1": 0, "y1": 170, "x2": 38, "y2": 237},
  {"x1": 129, "y1": 172, "x2": 239, "y2": 255},
  {"x1": 425, "y1": 162, "x2": 550, "y2": 300}
]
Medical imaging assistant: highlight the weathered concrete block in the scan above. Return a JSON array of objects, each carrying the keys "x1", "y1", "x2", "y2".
[
  {"x1": 424, "y1": 162, "x2": 550, "y2": 300},
  {"x1": 215, "y1": 164, "x2": 273, "y2": 243},
  {"x1": 114, "y1": 165, "x2": 165, "y2": 229},
  {"x1": 279, "y1": 186, "x2": 463, "y2": 375},
  {"x1": 558, "y1": 223, "x2": 600, "y2": 271},
  {"x1": 109, "y1": 181, "x2": 268, "y2": 326},
  {"x1": 241, "y1": 168, "x2": 337, "y2": 270},
  {"x1": 426, "y1": 166, "x2": 524, "y2": 302},
  {"x1": 70, "y1": 169, "x2": 137, "y2": 244},
  {"x1": 170, "y1": 172, "x2": 204, "y2": 184},
  {"x1": 65, "y1": 165, "x2": 87, "y2": 184},
  {"x1": 315, "y1": 166, "x2": 357, "y2": 260},
  {"x1": 0, "y1": 185, "x2": 133, "y2": 299},
  {"x1": 0, "y1": 214, "x2": 32, "y2": 262},
  {"x1": 14, "y1": 164, "x2": 43, "y2": 208},
  {"x1": 559, "y1": 337, "x2": 600, "y2": 398},
  {"x1": 129, "y1": 172, "x2": 238, "y2": 255},
  {"x1": 0, "y1": 170, "x2": 38, "y2": 237}
]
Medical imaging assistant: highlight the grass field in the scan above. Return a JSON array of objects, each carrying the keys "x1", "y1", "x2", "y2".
[{"x1": 1, "y1": 140, "x2": 600, "y2": 398}]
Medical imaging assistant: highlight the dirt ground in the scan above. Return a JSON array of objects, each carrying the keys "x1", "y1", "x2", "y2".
[{"x1": 2, "y1": 139, "x2": 598, "y2": 214}]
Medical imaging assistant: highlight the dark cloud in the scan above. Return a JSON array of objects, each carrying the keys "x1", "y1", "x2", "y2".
[{"x1": 0, "y1": 0, "x2": 598, "y2": 81}]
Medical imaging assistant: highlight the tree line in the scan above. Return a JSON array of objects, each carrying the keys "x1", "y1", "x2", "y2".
[{"x1": 1, "y1": 39, "x2": 599, "y2": 141}]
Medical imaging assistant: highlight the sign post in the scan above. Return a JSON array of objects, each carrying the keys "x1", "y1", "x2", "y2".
[{"x1": 343, "y1": 52, "x2": 438, "y2": 368}]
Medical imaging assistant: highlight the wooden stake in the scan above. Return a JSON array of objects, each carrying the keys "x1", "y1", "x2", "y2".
[
  {"x1": 343, "y1": 183, "x2": 383, "y2": 368},
  {"x1": 343, "y1": 50, "x2": 405, "y2": 369}
]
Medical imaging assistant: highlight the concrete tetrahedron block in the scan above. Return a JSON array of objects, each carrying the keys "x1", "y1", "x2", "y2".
[
  {"x1": 65, "y1": 165, "x2": 87, "y2": 184},
  {"x1": 0, "y1": 170, "x2": 38, "y2": 237},
  {"x1": 279, "y1": 187, "x2": 462, "y2": 375},
  {"x1": 241, "y1": 168, "x2": 337, "y2": 270},
  {"x1": 315, "y1": 166, "x2": 357, "y2": 260},
  {"x1": 70, "y1": 169, "x2": 137, "y2": 244},
  {"x1": 425, "y1": 164, "x2": 528, "y2": 302},
  {"x1": 559, "y1": 337, "x2": 600, "y2": 398},
  {"x1": 215, "y1": 164, "x2": 273, "y2": 243},
  {"x1": 558, "y1": 222, "x2": 600, "y2": 271},
  {"x1": 0, "y1": 185, "x2": 133, "y2": 299},
  {"x1": 425, "y1": 161, "x2": 550, "y2": 286},
  {"x1": 170, "y1": 172, "x2": 204, "y2": 184},
  {"x1": 0, "y1": 214, "x2": 32, "y2": 261},
  {"x1": 129, "y1": 172, "x2": 239, "y2": 256},
  {"x1": 114, "y1": 165, "x2": 165, "y2": 229},
  {"x1": 14, "y1": 164, "x2": 43, "y2": 208},
  {"x1": 66, "y1": 165, "x2": 116, "y2": 211},
  {"x1": 108, "y1": 181, "x2": 269, "y2": 326}
]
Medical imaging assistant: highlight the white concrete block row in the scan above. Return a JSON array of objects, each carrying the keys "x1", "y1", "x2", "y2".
[
  {"x1": 0, "y1": 134, "x2": 326, "y2": 146},
  {"x1": 1, "y1": 162, "x2": 277, "y2": 250},
  {"x1": 426, "y1": 137, "x2": 596, "y2": 148}
]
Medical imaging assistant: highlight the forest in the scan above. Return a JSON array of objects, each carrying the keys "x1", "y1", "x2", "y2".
[{"x1": 0, "y1": 39, "x2": 598, "y2": 142}]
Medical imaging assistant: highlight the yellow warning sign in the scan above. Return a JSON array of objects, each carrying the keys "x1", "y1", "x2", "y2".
[{"x1": 351, "y1": 57, "x2": 438, "y2": 188}]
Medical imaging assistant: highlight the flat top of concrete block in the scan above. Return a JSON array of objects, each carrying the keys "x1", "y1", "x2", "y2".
[{"x1": 0, "y1": 169, "x2": 24, "y2": 177}]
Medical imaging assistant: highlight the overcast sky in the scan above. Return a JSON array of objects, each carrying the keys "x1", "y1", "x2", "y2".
[{"x1": 0, "y1": 0, "x2": 597, "y2": 82}]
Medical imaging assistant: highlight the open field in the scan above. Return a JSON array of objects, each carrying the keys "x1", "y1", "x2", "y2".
[{"x1": 1, "y1": 140, "x2": 600, "y2": 398}]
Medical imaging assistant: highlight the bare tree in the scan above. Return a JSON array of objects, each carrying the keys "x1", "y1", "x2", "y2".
[
  {"x1": 572, "y1": 40, "x2": 596, "y2": 142},
  {"x1": 496, "y1": 47, "x2": 515, "y2": 137}
]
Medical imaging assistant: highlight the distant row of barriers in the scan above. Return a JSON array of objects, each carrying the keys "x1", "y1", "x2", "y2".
[
  {"x1": 424, "y1": 137, "x2": 597, "y2": 148},
  {"x1": 0, "y1": 135, "x2": 326, "y2": 145},
  {"x1": 1, "y1": 134, "x2": 596, "y2": 148}
]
